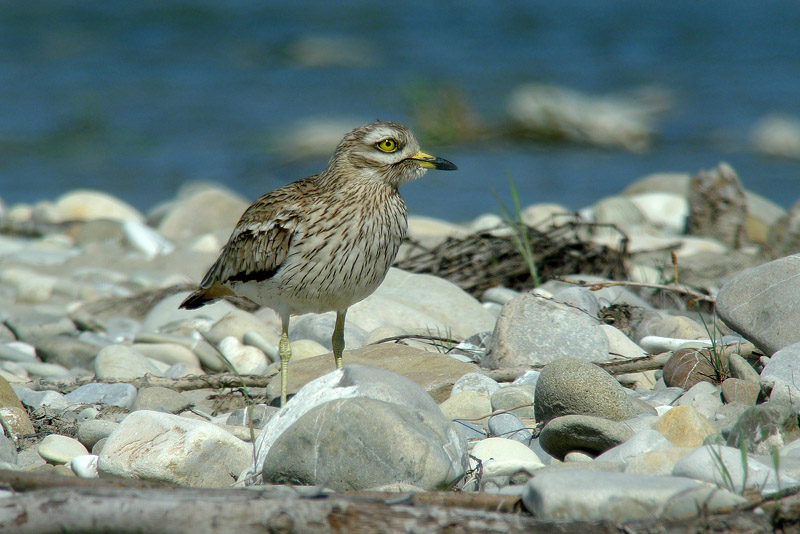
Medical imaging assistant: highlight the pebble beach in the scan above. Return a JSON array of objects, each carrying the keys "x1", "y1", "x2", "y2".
[{"x1": 2, "y1": 157, "x2": 800, "y2": 526}]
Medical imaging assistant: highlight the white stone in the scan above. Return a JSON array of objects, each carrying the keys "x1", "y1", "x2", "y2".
[
  {"x1": 217, "y1": 336, "x2": 269, "y2": 375},
  {"x1": 595, "y1": 429, "x2": 673, "y2": 466},
  {"x1": 98, "y1": 410, "x2": 252, "y2": 487},
  {"x1": 131, "y1": 343, "x2": 202, "y2": 368},
  {"x1": 627, "y1": 192, "x2": 689, "y2": 234},
  {"x1": 601, "y1": 324, "x2": 647, "y2": 359},
  {"x1": 70, "y1": 454, "x2": 99, "y2": 478},
  {"x1": 450, "y1": 372, "x2": 501, "y2": 398},
  {"x1": 290, "y1": 339, "x2": 329, "y2": 361},
  {"x1": 94, "y1": 344, "x2": 168, "y2": 379},
  {"x1": 346, "y1": 268, "x2": 496, "y2": 340},
  {"x1": 56, "y1": 190, "x2": 145, "y2": 223},
  {"x1": 469, "y1": 437, "x2": 544, "y2": 477},
  {"x1": 122, "y1": 220, "x2": 174, "y2": 258},
  {"x1": 639, "y1": 336, "x2": 713, "y2": 354},
  {"x1": 672, "y1": 445, "x2": 799, "y2": 495},
  {"x1": 523, "y1": 469, "x2": 745, "y2": 521}
]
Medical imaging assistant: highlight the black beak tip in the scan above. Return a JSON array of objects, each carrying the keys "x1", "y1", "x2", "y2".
[{"x1": 437, "y1": 158, "x2": 458, "y2": 171}]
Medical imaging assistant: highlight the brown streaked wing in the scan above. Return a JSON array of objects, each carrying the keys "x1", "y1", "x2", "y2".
[{"x1": 198, "y1": 200, "x2": 300, "y2": 289}]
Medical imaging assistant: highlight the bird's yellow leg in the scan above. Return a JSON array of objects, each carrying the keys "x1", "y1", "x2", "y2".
[
  {"x1": 279, "y1": 318, "x2": 291, "y2": 407},
  {"x1": 332, "y1": 309, "x2": 347, "y2": 369}
]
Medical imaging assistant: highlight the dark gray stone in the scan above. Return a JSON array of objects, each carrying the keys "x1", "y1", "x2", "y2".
[
  {"x1": 538, "y1": 414, "x2": 634, "y2": 460},
  {"x1": 77, "y1": 419, "x2": 120, "y2": 449}
]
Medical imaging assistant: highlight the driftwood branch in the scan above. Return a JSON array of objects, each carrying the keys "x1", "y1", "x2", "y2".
[
  {"x1": 482, "y1": 351, "x2": 671, "y2": 383},
  {"x1": 25, "y1": 372, "x2": 277, "y2": 394},
  {"x1": 555, "y1": 276, "x2": 716, "y2": 304},
  {"x1": 0, "y1": 480, "x2": 795, "y2": 534}
]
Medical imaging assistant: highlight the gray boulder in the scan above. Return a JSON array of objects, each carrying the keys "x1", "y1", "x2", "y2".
[
  {"x1": 717, "y1": 254, "x2": 800, "y2": 355},
  {"x1": 486, "y1": 294, "x2": 609, "y2": 369},
  {"x1": 262, "y1": 397, "x2": 464, "y2": 491}
]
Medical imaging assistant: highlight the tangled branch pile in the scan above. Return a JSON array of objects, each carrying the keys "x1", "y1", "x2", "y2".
[{"x1": 395, "y1": 217, "x2": 630, "y2": 298}]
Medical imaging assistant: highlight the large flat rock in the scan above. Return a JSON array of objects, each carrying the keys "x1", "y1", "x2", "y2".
[
  {"x1": 266, "y1": 344, "x2": 480, "y2": 403},
  {"x1": 717, "y1": 254, "x2": 800, "y2": 355}
]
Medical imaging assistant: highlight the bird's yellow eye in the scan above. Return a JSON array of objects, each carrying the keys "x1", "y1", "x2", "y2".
[{"x1": 376, "y1": 138, "x2": 398, "y2": 152}]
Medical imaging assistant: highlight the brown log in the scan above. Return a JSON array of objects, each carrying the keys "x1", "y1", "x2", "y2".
[
  {"x1": 0, "y1": 484, "x2": 792, "y2": 534},
  {"x1": 24, "y1": 372, "x2": 277, "y2": 394}
]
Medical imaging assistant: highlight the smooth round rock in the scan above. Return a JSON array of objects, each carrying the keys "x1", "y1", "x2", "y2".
[
  {"x1": 450, "y1": 372, "x2": 501, "y2": 398},
  {"x1": 94, "y1": 344, "x2": 167, "y2": 379},
  {"x1": 0, "y1": 406, "x2": 35, "y2": 437},
  {"x1": 727, "y1": 353, "x2": 760, "y2": 384},
  {"x1": 469, "y1": 437, "x2": 544, "y2": 477},
  {"x1": 262, "y1": 397, "x2": 466, "y2": 491},
  {"x1": 439, "y1": 390, "x2": 492, "y2": 428},
  {"x1": 538, "y1": 414, "x2": 635, "y2": 460},
  {"x1": 77, "y1": 419, "x2": 120, "y2": 449},
  {"x1": 56, "y1": 190, "x2": 144, "y2": 223},
  {"x1": 721, "y1": 378, "x2": 760, "y2": 405},
  {"x1": 98, "y1": 410, "x2": 252, "y2": 487},
  {"x1": 38, "y1": 434, "x2": 89, "y2": 464},
  {"x1": 130, "y1": 343, "x2": 201, "y2": 368},
  {"x1": 217, "y1": 337, "x2": 269, "y2": 375},
  {"x1": 0, "y1": 375, "x2": 25, "y2": 410},
  {"x1": 534, "y1": 358, "x2": 648, "y2": 424},
  {"x1": 646, "y1": 316, "x2": 709, "y2": 340},
  {"x1": 662, "y1": 348, "x2": 723, "y2": 390},
  {"x1": 488, "y1": 413, "x2": 532, "y2": 443},
  {"x1": 717, "y1": 254, "x2": 800, "y2": 355}
]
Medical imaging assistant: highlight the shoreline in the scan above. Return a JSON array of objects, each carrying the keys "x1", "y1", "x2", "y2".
[{"x1": 1, "y1": 160, "x2": 799, "y2": 526}]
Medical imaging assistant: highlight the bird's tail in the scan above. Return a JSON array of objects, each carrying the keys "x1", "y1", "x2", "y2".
[{"x1": 179, "y1": 283, "x2": 234, "y2": 310}]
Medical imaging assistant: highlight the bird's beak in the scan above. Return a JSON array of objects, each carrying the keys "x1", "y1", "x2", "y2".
[{"x1": 408, "y1": 150, "x2": 458, "y2": 170}]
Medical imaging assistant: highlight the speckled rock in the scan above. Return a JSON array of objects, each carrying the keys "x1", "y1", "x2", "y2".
[{"x1": 534, "y1": 358, "x2": 653, "y2": 424}]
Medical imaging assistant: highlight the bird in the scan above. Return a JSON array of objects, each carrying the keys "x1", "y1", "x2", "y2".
[{"x1": 179, "y1": 121, "x2": 457, "y2": 406}]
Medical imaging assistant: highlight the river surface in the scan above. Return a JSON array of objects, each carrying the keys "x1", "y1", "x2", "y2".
[{"x1": 1, "y1": 1, "x2": 799, "y2": 221}]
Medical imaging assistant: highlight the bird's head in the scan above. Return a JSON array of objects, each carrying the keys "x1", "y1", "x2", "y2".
[{"x1": 328, "y1": 121, "x2": 457, "y2": 187}]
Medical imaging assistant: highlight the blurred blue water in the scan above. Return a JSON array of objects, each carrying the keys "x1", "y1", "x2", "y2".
[{"x1": 1, "y1": 1, "x2": 798, "y2": 221}]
